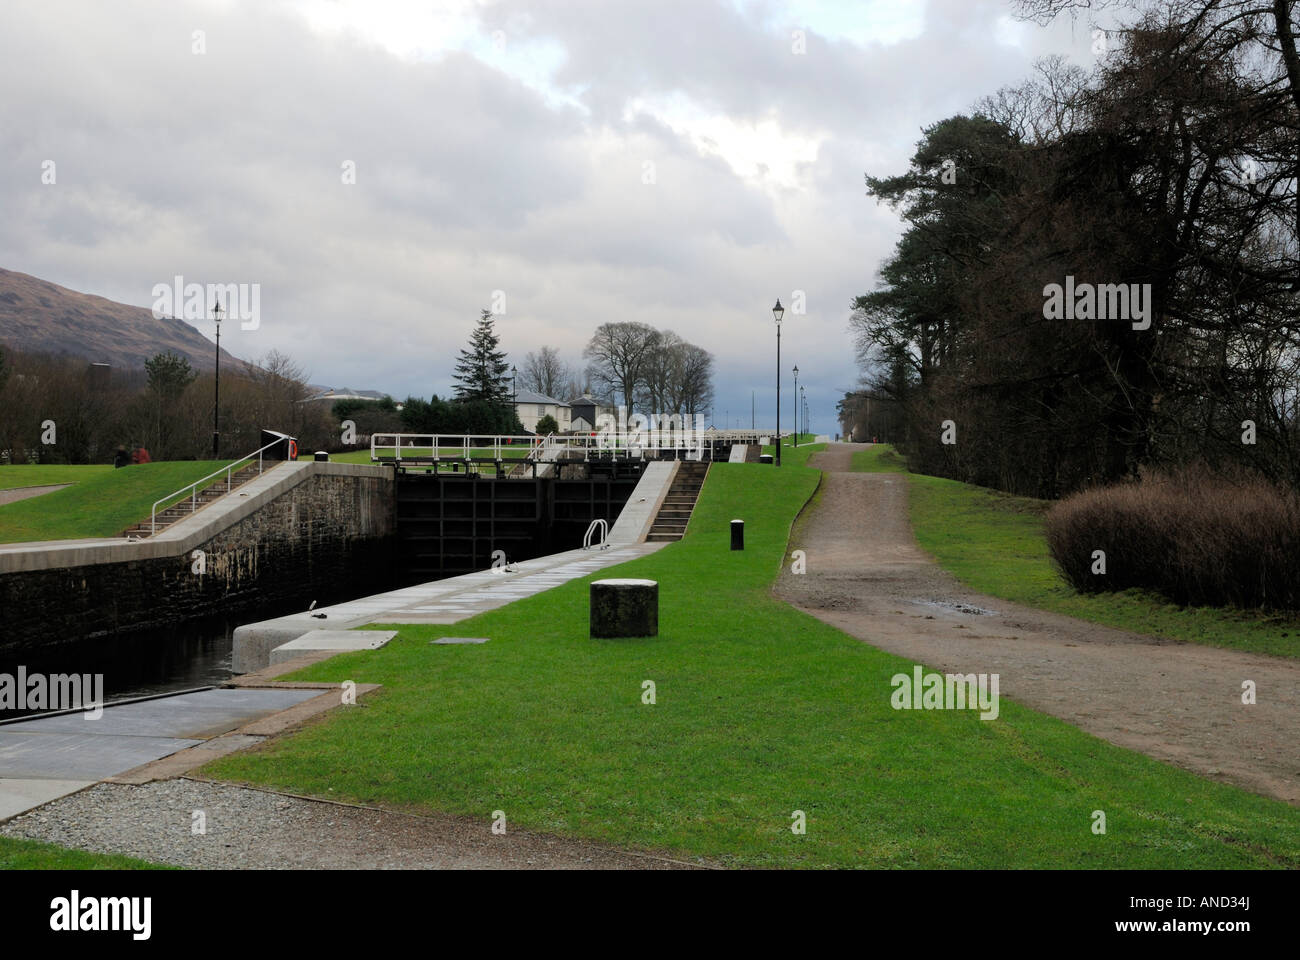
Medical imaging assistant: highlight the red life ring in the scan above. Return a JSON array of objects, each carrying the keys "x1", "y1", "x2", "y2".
[{"x1": 288, "y1": 439, "x2": 298, "y2": 460}]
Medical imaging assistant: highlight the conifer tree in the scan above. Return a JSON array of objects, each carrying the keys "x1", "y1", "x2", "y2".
[{"x1": 452, "y1": 309, "x2": 510, "y2": 404}]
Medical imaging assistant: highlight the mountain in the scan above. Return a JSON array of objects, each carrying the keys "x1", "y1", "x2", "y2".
[{"x1": 0, "y1": 267, "x2": 242, "y2": 372}]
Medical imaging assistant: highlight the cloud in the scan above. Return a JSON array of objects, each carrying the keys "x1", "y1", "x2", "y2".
[{"x1": 0, "y1": 0, "x2": 1094, "y2": 427}]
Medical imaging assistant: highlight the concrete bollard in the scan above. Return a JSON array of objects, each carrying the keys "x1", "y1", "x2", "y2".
[
  {"x1": 731, "y1": 519, "x2": 744, "y2": 551},
  {"x1": 590, "y1": 578, "x2": 658, "y2": 638}
]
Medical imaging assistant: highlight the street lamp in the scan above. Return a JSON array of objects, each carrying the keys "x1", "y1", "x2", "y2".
[
  {"x1": 212, "y1": 298, "x2": 223, "y2": 458},
  {"x1": 772, "y1": 299, "x2": 783, "y2": 466},
  {"x1": 801, "y1": 385, "x2": 807, "y2": 439},
  {"x1": 792, "y1": 365, "x2": 799, "y2": 448}
]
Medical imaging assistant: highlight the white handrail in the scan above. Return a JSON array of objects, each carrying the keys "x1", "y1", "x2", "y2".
[
  {"x1": 370, "y1": 433, "x2": 538, "y2": 463},
  {"x1": 367, "y1": 429, "x2": 777, "y2": 465},
  {"x1": 150, "y1": 438, "x2": 283, "y2": 536},
  {"x1": 583, "y1": 518, "x2": 609, "y2": 551}
]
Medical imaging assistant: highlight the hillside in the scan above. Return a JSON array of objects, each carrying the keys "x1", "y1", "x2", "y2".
[{"x1": 0, "y1": 267, "x2": 242, "y2": 373}]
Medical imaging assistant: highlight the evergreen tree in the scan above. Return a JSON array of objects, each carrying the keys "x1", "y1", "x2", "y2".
[{"x1": 452, "y1": 309, "x2": 510, "y2": 404}]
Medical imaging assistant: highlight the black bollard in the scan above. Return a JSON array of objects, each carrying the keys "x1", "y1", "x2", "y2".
[
  {"x1": 731, "y1": 519, "x2": 744, "y2": 551},
  {"x1": 313, "y1": 451, "x2": 329, "y2": 462}
]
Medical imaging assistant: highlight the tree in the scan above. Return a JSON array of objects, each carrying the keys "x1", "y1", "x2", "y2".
[
  {"x1": 0, "y1": 344, "x2": 8, "y2": 394},
  {"x1": 453, "y1": 309, "x2": 511, "y2": 405},
  {"x1": 145, "y1": 351, "x2": 196, "y2": 400},
  {"x1": 144, "y1": 351, "x2": 197, "y2": 457},
  {"x1": 520, "y1": 346, "x2": 574, "y2": 399},
  {"x1": 535, "y1": 413, "x2": 560, "y2": 435},
  {"x1": 636, "y1": 330, "x2": 684, "y2": 415},
  {"x1": 583, "y1": 322, "x2": 661, "y2": 416}
]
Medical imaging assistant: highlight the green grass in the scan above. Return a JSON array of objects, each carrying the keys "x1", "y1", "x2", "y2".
[
  {"x1": 0, "y1": 460, "x2": 233, "y2": 543},
  {"x1": 907, "y1": 469, "x2": 1300, "y2": 659},
  {"x1": 203, "y1": 441, "x2": 1300, "y2": 868},
  {"x1": 0, "y1": 464, "x2": 114, "y2": 490},
  {"x1": 0, "y1": 836, "x2": 172, "y2": 870},
  {"x1": 850, "y1": 445, "x2": 907, "y2": 473}
]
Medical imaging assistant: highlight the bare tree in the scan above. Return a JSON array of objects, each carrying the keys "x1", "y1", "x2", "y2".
[
  {"x1": 520, "y1": 346, "x2": 574, "y2": 399},
  {"x1": 583, "y1": 322, "x2": 661, "y2": 416}
]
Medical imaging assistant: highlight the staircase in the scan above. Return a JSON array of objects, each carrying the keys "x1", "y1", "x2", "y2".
[
  {"x1": 121, "y1": 462, "x2": 270, "y2": 538},
  {"x1": 645, "y1": 461, "x2": 708, "y2": 542}
]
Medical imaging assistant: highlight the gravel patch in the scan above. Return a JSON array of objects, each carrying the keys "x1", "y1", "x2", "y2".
[
  {"x1": 0, "y1": 483, "x2": 70, "y2": 505},
  {"x1": 1, "y1": 779, "x2": 705, "y2": 869}
]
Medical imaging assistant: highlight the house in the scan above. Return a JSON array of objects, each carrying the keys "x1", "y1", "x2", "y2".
[
  {"x1": 568, "y1": 392, "x2": 616, "y2": 433},
  {"x1": 513, "y1": 389, "x2": 572, "y2": 434}
]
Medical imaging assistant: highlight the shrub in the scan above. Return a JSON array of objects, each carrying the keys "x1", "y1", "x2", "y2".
[{"x1": 1045, "y1": 467, "x2": 1300, "y2": 609}]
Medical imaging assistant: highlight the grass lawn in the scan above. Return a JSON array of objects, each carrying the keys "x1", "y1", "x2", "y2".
[
  {"x1": 204, "y1": 442, "x2": 1300, "y2": 868},
  {"x1": 0, "y1": 460, "x2": 233, "y2": 543},
  {"x1": 907, "y1": 468, "x2": 1300, "y2": 660},
  {"x1": 850, "y1": 445, "x2": 907, "y2": 473},
  {"x1": 0, "y1": 464, "x2": 113, "y2": 490},
  {"x1": 0, "y1": 836, "x2": 171, "y2": 869}
]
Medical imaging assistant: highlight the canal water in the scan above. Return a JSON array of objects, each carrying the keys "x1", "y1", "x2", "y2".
[{"x1": 0, "y1": 614, "x2": 237, "y2": 719}]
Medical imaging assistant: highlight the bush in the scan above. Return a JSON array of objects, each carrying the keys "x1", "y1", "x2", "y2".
[
  {"x1": 1045, "y1": 468, "x2": 1300, "y2": 609},
  {"x1": 535, "y1": 414, "x2": 560, "y2": 435}
]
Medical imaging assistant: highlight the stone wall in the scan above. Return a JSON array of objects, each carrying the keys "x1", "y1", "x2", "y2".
[{"x1": 0, "y1": 467, "x2": 394, "y2": 655}]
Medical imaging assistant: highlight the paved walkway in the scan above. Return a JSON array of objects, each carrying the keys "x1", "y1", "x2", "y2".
[
  {"x1": 775, "y1": 443, "x2": 1300, "y2": 805},
  {"x1": 0, "y1": 687, "x2": 327, "y2": 819},
  {"x1": 234, "y1": 542, "x2": 667, "y2": 671}
]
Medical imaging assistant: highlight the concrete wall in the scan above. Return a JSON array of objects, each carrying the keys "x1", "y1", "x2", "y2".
[{"x1": 0, "y1": 462, "x2": 394, "y2": 655}]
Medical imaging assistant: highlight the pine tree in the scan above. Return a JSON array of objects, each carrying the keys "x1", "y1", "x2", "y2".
[{"x1": 452, "y1": 309, "x2": 510, "y2": 404}]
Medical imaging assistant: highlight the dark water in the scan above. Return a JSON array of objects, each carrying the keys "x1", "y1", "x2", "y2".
[{"x1": 0, "y1": 615, "x2": 235, "y2": 719}]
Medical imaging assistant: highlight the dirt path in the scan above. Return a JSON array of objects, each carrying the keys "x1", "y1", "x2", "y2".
[
  {"x1": 775, "y1": 443, "x2": 1300, "y2": 805},
  {"x1": 0, "y1": 483, "x2": 70, "y2": 506}
]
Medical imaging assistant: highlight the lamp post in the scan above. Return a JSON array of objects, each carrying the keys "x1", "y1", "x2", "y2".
[
  {"x1": 511, "y1": 365, "x2": 517, "y2": 429},
  {"x1": 801, "y1": 385, "x2": 807, "y2": 439},
  {"x1": 772, "y1": 299, "x2": 783, "y2": 466},
  {"x1": 792, "y1": 365, "x2": 799, "y2": 448},
  {"x1": 211, "y1": 298, "x2": 223, "y2": 458}
]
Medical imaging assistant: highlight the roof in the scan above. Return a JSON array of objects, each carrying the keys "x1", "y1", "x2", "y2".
[{"x1": 513, "y1": 389, "x2": 570, "y2": 406}]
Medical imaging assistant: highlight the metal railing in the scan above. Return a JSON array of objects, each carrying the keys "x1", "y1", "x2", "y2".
[
  {"x1": 527, "y1": 432, "x2": 562, "y2": 462},
  {"x1": 370, "y1": 433, "x2": 540, "y2": 464},
  {"x1": 150, "y1": 439, "x2": 282, "y2": 536},
  {"x1": 583, "y1": 518, "x2": 609, "y2": 551},
  {"x1": 369, "y1": 430, "x2": 791, "y2": 468}
]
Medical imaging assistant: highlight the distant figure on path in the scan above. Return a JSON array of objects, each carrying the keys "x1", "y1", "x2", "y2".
[
  {"x1": 113, "y1": 445, "x2": 130, "y2": 468},
  {"x1": 131, "y1": 444, "x2": 151, "y2": 465}
]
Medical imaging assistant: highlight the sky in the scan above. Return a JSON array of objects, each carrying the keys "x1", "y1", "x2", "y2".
[{"x1": 0, "y1": 0, "x2": 1105, "y2": 434}]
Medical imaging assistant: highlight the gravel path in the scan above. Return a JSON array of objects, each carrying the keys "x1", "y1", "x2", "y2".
[
  {"x1": 0, "y1": 780, "x2": 705, "y2": 869},
  {"x1": 775, "y1": 443, "x2": 1300, "y2": 805},
  {"x1": 0, "y1": 483, "x2": 70, "y2": 505}
]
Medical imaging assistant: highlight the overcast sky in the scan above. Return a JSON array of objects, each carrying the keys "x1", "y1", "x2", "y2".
[{"x1": 0, "y1": 0, "x2": 1104, "y2": 432}]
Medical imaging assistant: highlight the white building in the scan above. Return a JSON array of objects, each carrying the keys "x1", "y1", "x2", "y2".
[{"x1": 512, "y1": 389, "x2": 571, "y2": 434}]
